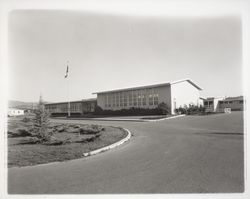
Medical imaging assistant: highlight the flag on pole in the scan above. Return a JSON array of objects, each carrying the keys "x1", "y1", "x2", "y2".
[{"x1": 64, "y1": 64, "x2": 69, "y2": 78}]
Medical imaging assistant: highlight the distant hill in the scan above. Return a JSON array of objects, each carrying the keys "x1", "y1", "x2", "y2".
[{"x1": 8, "y1": 100, "x2": 38, "y2": 110}]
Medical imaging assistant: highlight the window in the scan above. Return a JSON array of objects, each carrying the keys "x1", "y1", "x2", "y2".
[
  {"x1": 137, "y1": 95, "x2": 141, "y2": 106},
  {"x1": 153, "y1": 94, "x2": 158, "y2": 105},
  {"x1": 129, "y1": 92, "x2": 133, "y2": 106},
  {"x1": 209, "y1": 101, "x2": 213, "y2": 105},
  {"x1": 112, "y1": 94, "x2": 116, "y2": 107},
  {"x1": 108, "y1": 94, "x2": 111, "y2": 107},
  {"x1": 124, "y1": 92, "x2": 127, "y2": 107},
  {"x1": 116, "y1": 93, "x2": 119, "y2": 107},
  {"x1": 104, "y1": 95, "x2": 108, "y2": 107},
  {"x1": 239, "y1": 100, "x2": 243, "y2": 104},
  {"x1": 120, "y1": 92, "x2": 123, "y2": 107},
  {"x1": 229, "y1": 101, "x2": 233, "y2": 104},
  {"x1": 204, "y1": 101, "x2": 208, "y2": 106},
  {"x1": 142, "y1": 94, "x2": 146, "y2": 106},
  {"x1": 133, "y1": 91, "x2": 137, "y2": 106},
  {"x1": 149, "y1": 94, "x2": 153, "y2": 105}
]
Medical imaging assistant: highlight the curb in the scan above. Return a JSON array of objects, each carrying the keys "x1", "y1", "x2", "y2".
[
  {"x1": 142, "y1": 114, "x2": 186, "y2": 122},
  {"x1": 52, "y1": 114, "x2": 186, "y2": 122},
  {"x1": 83, "y1": 127, "x2": 131, "y2": 157}
]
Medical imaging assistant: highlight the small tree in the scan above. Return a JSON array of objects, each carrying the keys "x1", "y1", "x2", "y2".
[
  {"x1": 32, "y1": 95, "x2": 51, "y2": 142},
  {"x1": 157, "y1": 102, "x2": 170, "y2": 115}
]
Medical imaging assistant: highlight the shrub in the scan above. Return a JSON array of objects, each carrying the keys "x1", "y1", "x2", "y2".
[
  {"x1": 44, "y1": 139, "x2": 71, "y2": 146},
  {"x1": 67, "y1": 128, "x2": 81, "y2": 134},
  {"x1": 175, "y1": 104, "x2": 205, "y2": 115},
  {"x1": 94, "y1": 106, "x2": 103, "y2": 115},
  {"x1": 57, "y1": 126, "x2": 66, "y2": 132},
  {"x1": 31, "y1": 96, "x2": 52, "y2": 142},
  {"x1": 17, "y1": 137, "x2": 41, "y2": 145},
  {"x1": 157, "y1": 102, "x2": 170, "y2": 115},
  {"x1": 22, "y1": 117, "x2": 31, "y2": 123},
  {"x1": 175, "y1": 107, "x2": 187, "y2": 114},
  {"x1": 79, "y1": 127, "x2": 99, "y2": 134},
  {"x1": 8, "y1": 128, "x2": 32, "y2": 138},
  {"x1": 17, "y1": 128, "x2": 32, "y2": 137},
  {"x1": 94, "y1": 106, "x2": 170, "y2": 116},
  {"x1": 74, "y1": 132, "x2": 101, "y2": 143},
  {"x1": 186, "y1": 104, "x2": 206, "y2": 115}
]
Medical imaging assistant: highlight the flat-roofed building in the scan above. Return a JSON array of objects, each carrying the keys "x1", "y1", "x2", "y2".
[
  {"x1": 218, "y1": 96, "x2": 244, "y2": 111},
  {"x1": 45, "y1": 98, "x2": 97, "y2": 116},
  {"x1": 93, "y1": 79, "x2": 202, "y2": 115},
  {"x1": 203, "y1": 96, "x2": 244, "y2": 113},
  {"x1": 203, "y1": 97, "x2": 224, "y2": 113}
]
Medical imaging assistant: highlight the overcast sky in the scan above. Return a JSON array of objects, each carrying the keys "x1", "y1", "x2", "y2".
[{"x1": 8, "y1": 10, "x2": 242, "y2": 102}]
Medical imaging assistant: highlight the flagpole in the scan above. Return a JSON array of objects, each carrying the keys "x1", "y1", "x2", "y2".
[{"x1": 65, "y1": 61, "x2": 70, "y2": 117}]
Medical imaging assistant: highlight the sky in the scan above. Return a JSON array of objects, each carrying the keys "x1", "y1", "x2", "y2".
[{"x1": 8, "y1": 9, "x2": 243, "y2": 102}]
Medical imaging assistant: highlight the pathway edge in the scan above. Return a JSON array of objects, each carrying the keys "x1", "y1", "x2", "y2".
[{"x1": 83, "y1": 127, "x2": 131, "y2": 157}]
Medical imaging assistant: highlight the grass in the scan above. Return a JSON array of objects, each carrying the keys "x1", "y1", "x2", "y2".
[{"x1": 8, "y1": 115, "x2": 128, "y2": 168}]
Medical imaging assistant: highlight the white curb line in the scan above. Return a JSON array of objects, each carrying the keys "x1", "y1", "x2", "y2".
[
  {"x1": 54, "y1": 114, "x2": 186, "y2": 122},
  {"x1": 83, "y1": 127, "x2": 131, "y2": 157},
  {"x1": 142, "y1": 114, "x2": 186, "y2": 122}
]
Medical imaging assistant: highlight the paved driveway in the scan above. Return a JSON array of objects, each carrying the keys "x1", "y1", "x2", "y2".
[{"x1": 8, "y1": 112, "x2": 244, "y2": 193}]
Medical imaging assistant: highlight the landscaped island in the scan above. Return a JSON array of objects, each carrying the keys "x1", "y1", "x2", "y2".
[{"x1": 8, "y1": 116, "x2": 128, "y2": 168}]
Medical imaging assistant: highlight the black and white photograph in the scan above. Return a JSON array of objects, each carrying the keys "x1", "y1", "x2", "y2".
[{"x1": 0, "y1": 0, "x2": 249, "y2": 198}]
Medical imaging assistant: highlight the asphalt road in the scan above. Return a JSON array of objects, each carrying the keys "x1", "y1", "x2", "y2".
[{"x1": 8, "y1": 112, "x2": 244, "y2": 194}]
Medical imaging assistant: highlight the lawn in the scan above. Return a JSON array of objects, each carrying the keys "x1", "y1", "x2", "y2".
[{"x1": 8, "y1": 115, "x2": 128, "y2": 168}]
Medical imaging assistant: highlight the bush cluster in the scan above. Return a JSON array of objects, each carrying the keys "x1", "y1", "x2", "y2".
[
  {"x1": 50, "y1": 112, "x2": 82, "y2": 117},
  {"x1": 50, "y1": 124, "x2": 104, "y2": 135},
  {"x1": 175, "y1": 104, "x2": 205, "y2": 115},
  {"x1": 8, "y1": 128, "x2": 32, "y2": 138},
  {"x1": 94, "y1": 102, "x2": 170, "y2": 116}
]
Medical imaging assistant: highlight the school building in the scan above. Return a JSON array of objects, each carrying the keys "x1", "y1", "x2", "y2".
[
  {"x1": 93, "y1": 78, "x2": 203, "y2": 115},
  {"x1": 45, "y1": 78, "x2": 203, "y2": 116}
]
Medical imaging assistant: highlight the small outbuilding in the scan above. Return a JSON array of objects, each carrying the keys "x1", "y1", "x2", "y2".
[{"x1": 8, "y1": 108, "x2": 25, "y2": 117}]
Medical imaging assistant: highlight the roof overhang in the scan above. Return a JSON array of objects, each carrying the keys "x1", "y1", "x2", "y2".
[{"x1": 92, "y1": 82, "x2": 171, "y2": 95}]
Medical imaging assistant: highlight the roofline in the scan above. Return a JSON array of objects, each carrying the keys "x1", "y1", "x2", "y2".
[
  {"x1": 82, "y1": 98, "x2": 97, "y2": 102},
  {"x1": 45, "y1": 98, "x2": 96, "y2": 105},
  {"x1": 92, "y1": 83, "x2": 170, "y2": 94},
  {"x1": 170, "y1": 78, "x2": 202, "y2": 90},
  {"x1": 92, "y1": 78, "x2": 202, "y2": 94},
  {"x1": 204, "y1": 96, "x2": 225, "y2": 100},
  {"x1": 223, "y1": 96, "x2": 244, "y2": 101}
]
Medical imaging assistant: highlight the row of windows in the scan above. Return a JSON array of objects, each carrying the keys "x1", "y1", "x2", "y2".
[
  {"x1": 204, "y1": 101, "x2": 213, "y2": 106},
  {"x1": 46, "y1": 103, "x2": 82, "y2": 112},
  {"x1": 70, "y1": 103, "x2": 82, "y2": 112},
  {"x1": 204, "y1": 100, "x2": 244, "y2": 107},
  {"x1": 219, "y1": 100, "x2": 243, "y2": 104},
  {"x1": 104, "y1": 90, "x2": 159, "y2": 108}
]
